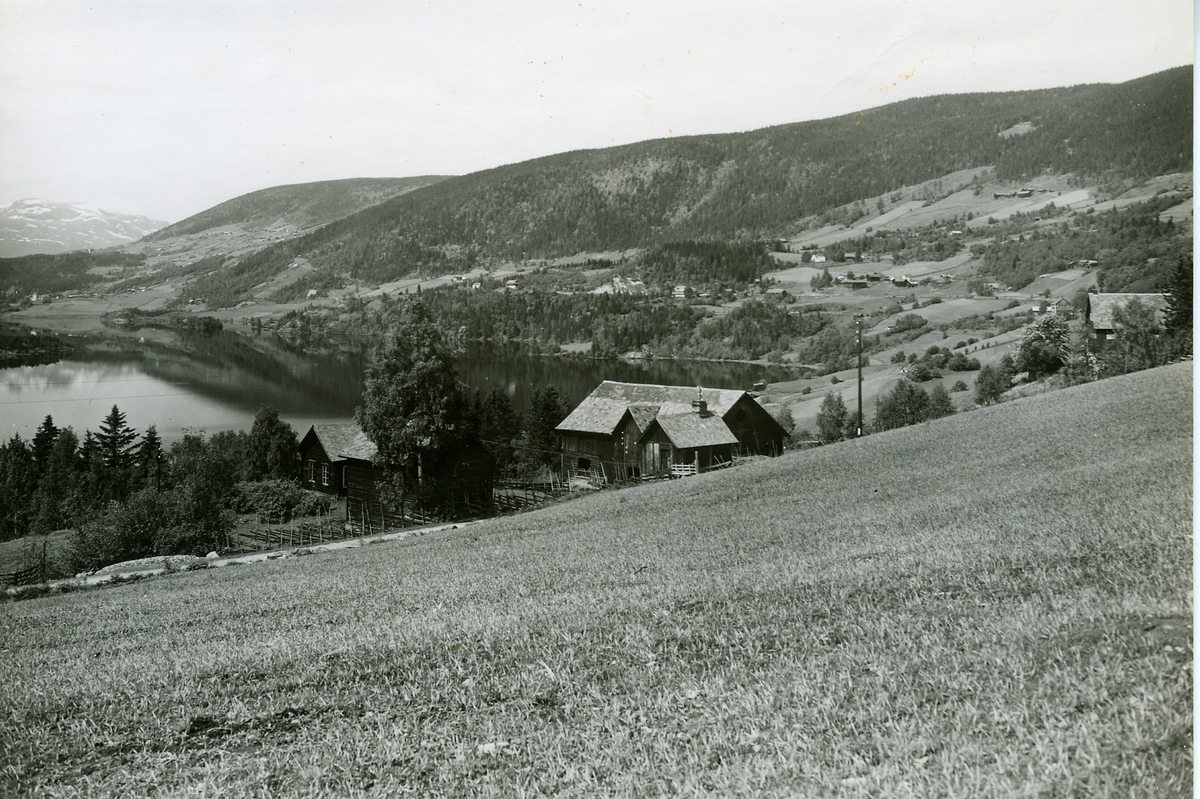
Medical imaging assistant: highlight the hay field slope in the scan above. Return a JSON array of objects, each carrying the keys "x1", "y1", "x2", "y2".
[{"x1": 1, "y1": 364, "x2": 1192, "y2": 797}]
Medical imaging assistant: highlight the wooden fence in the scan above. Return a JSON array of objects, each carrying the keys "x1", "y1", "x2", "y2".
[{"x1": 1, "y1": 543, "x2": 46, "y2": 587}]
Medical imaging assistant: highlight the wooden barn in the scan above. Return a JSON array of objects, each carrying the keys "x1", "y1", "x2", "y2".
[
  {"x1": 298, "y1": 424, "x2": 495, "y2": 529},
  {"x1": 556, "y1": 381, "x2": 787, "y2": 481},
  {"x1": 1084, "y1": 293, "x2": 1169, "y2": 349}
]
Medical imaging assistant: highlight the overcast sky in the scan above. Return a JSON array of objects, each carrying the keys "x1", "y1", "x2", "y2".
[{"x1": 0, "y1": 1, "x2": 1193, "y2": 222}]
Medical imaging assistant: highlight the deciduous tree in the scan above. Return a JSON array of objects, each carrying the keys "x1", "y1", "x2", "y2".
[
  {"x1": 1016, "y1": 314, "x2": 1071, "y2": 380},
  {"x1": 816, "y1": 393, "x2": 848, "y2": 444},
  {"x1": 247, "y1": 407, "x2": 298, "y2": 481},
  {"x1": 974, "y1": 364, "x2": 1008, "y2": 405},
  {"x1": 356, "y1": 302, "x2": 470, "y2": 504},
  {"x1": 875, "y1": 380, "x2": 930, "y2": 431}
]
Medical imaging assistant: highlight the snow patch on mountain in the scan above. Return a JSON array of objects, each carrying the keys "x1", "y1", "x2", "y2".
[{"x1": 0, "y1": 199, "x2": 169, "y2": 258}]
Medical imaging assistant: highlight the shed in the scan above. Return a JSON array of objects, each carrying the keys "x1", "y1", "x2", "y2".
[
  {"x1": 298, "y1": 424, "x2": 376, "y2": 497},
  {"x1": 298, "y1": 423, "x2": 494, "y2": 527}
]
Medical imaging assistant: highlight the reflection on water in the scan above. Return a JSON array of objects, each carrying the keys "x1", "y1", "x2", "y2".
[{"x1": 0, "y1": 333, "x2": 797, "y2": 442}]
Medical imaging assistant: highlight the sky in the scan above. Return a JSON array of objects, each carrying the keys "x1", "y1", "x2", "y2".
[{"x1": 0, "y1": 1, "x2": 1193, "y2": 223}]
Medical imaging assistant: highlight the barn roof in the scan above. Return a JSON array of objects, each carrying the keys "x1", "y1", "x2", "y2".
[
  {"x1": 642, "y1": 413, "x2": 740, "y2": 449},
  {"x1": 556, "y1": 381, "x2": 747, "y2": 435},
  {"x1": 308, "y1": 424, "x2": 378, "y2": 462},
  {"x1": 1086, "y1": 293, "x2": 1169, "y2": 330},
  {"x1": 626, "y1": 404, "x2": 660, "y2": 435}
]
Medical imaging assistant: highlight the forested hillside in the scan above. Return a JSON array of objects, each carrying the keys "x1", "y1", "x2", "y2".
[
  {"x1": 235, "y1": 67, "x2": 1190, "y2": 283},
  {"x1": 147, "y1": 176, "x2": 451, "y2": 239}
]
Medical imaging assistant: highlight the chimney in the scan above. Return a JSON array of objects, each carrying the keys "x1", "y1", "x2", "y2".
[{"x1": 692, "y1": 386, "x2": 708, "y2": 416}]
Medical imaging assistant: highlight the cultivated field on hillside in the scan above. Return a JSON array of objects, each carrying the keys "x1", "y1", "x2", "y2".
[{"x1": 0, "y1": 364, "x2": 1192, "y2": 797}]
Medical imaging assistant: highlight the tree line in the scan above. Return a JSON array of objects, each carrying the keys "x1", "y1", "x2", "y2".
[
  {"x1": 0, "y1": 406, "x2": 302, "y2": 572},
  {"x1": 274, "y1": 285, "x2": 832, "y2": 362}
]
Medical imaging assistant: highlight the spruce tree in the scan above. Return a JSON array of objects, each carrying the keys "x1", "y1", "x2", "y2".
[
  {"x1": 134, "y1": 425, "x2": 166, "y2": 492},
  {"x1": 0, "y1": 435, "x2": 36, "y2": 539},
  {"x1": 1163, "y1": 252, "x2": 1192, "y2": 354},
  {"x1": 95, "y1": 405, "x2": 138, "y2": 471},
  {"x1": 31, "y1": 415, "x2": 58, "y2": 478}
]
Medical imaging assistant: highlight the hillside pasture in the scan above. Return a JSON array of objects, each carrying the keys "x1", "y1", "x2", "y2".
[
  {"x1": 0, "y1": 364, "x2": 1192, "y2": 797},
  {"x1": 866, "y1": 297, "x2": 1010, "y2": 335}
]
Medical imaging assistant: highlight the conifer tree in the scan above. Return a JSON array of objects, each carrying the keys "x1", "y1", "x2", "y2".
[
  {"x1": 134, "y1": 425, "x2": 166, "y2": 492},
  {"x1": 95, "y1": 405, "x2": 138, "y2": 471},
  {"x1": 31, "y1": 415, "x2": 58, "y2": 478},
  {"x1": 31, "y1": 428, "x2": 80, "y2": 534},
  {"x1": 0, "y1": 435, "x2": 36, "y2": 539}
]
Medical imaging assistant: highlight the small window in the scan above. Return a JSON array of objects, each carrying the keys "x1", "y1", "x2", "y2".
[
  {"x1": 1106, "y1": 333, "x2": 1116, "y2": 340},
  {"x1": 322, "y1": 463, "x2": 330, "y2": 486},
  {"x1": 308, "y1": 460, "x2": 315, "y2": 482}
]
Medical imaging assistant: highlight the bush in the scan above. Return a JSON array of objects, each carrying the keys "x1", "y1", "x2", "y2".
[
  {"x1": 890, "y1": 314, "x2": 928, "y2": 334},
  {"x1": 952, "y1": 380, "x2": 969, "y2": 392},
  {"x1": 236, "y1": 480, "x2": 331, "y2": 524},
  {"x1": 905, "y1": 361, "x2": 941, "y2": 382}
]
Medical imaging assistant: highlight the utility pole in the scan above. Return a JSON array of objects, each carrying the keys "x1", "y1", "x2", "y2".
[{"x1": 856, "y1": 315, "x2": 864, "y2": 437}]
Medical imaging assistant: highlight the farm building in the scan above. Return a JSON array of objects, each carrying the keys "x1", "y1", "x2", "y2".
[
  {"x1": 298, "y1": 424, "x2": 374, "y2": 497},
  {"x1": 556, "y1": 381, "x2": 788, "y2": 481},
  {"x1": 298, "y1": 424, "x2": 495, "y2": 528},
  {"x1": 1033, "y1": 297, "x2": 1072, "y2": 315},
  {"x1": 1084, "y1": 293, "x2": 1169, "y2": 348}
]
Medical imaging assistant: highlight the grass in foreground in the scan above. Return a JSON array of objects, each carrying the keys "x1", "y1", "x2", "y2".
[{"x1": 0, "y1": 364, "x2": 1192, "y2": 797}]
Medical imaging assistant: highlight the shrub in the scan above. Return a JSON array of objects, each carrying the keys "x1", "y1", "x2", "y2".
[
  {"x1": 891, "y1": 313, "x2": 928, "y2": 334},
  {"x1": 952, "y1": 380, "x2": 969, "y2": 392},
  {"x1": 905, "y1": 361, "x2": 941, "y2": 382},
  {"x1": 236, "y1": 480, "x2": 331, "y2": 524}
]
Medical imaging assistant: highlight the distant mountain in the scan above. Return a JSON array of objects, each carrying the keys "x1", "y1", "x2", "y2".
[
  {"x1": 222, "y1": 67, "x2": 1190, "y2": 290},
  {"x1": 0, "y1": 200, "x2": 167, "y2": 258},
  {"x1": 146, "y1": 176, "x2": 452, "y2": 241}
]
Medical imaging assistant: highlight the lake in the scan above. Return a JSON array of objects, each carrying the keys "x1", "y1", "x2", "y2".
[{"x1": 0, "y1": 332, "x2": 797, "y2": 442}]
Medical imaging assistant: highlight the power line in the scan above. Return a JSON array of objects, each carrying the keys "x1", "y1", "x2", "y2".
[
  {"x1": 0, "y1": 391, "x2": 199, "y2": 406},
  {"x1": 0, "y1": 376, "x2": 179, "y2": 388}
]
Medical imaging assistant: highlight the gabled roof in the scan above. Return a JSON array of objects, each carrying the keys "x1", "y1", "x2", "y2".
[
  {"x1": 1086, "y1": 293, "x2": 1169, "y2": 330},
  {"x1": 626, "y1": 404, "x2": 660, "y2": 435},
  {"x1": 556, "y1": 381, "x2": 747, "y2": 435},
  {"x1": 305, "y1": 424, "x2": 378, "y2": 462},
  {"x1": 642, "y1": 413, "x2": 740, "y2": 449}
]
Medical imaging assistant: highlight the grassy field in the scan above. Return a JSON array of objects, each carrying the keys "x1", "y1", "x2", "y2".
[{"x1": 0, "y1": 364, "x2": 1191, "y2": 797}]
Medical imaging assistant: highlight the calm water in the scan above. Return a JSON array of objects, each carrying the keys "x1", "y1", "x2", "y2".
[{"x1": 0, "y1": 332, "x2": 797, "y2": 442}]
